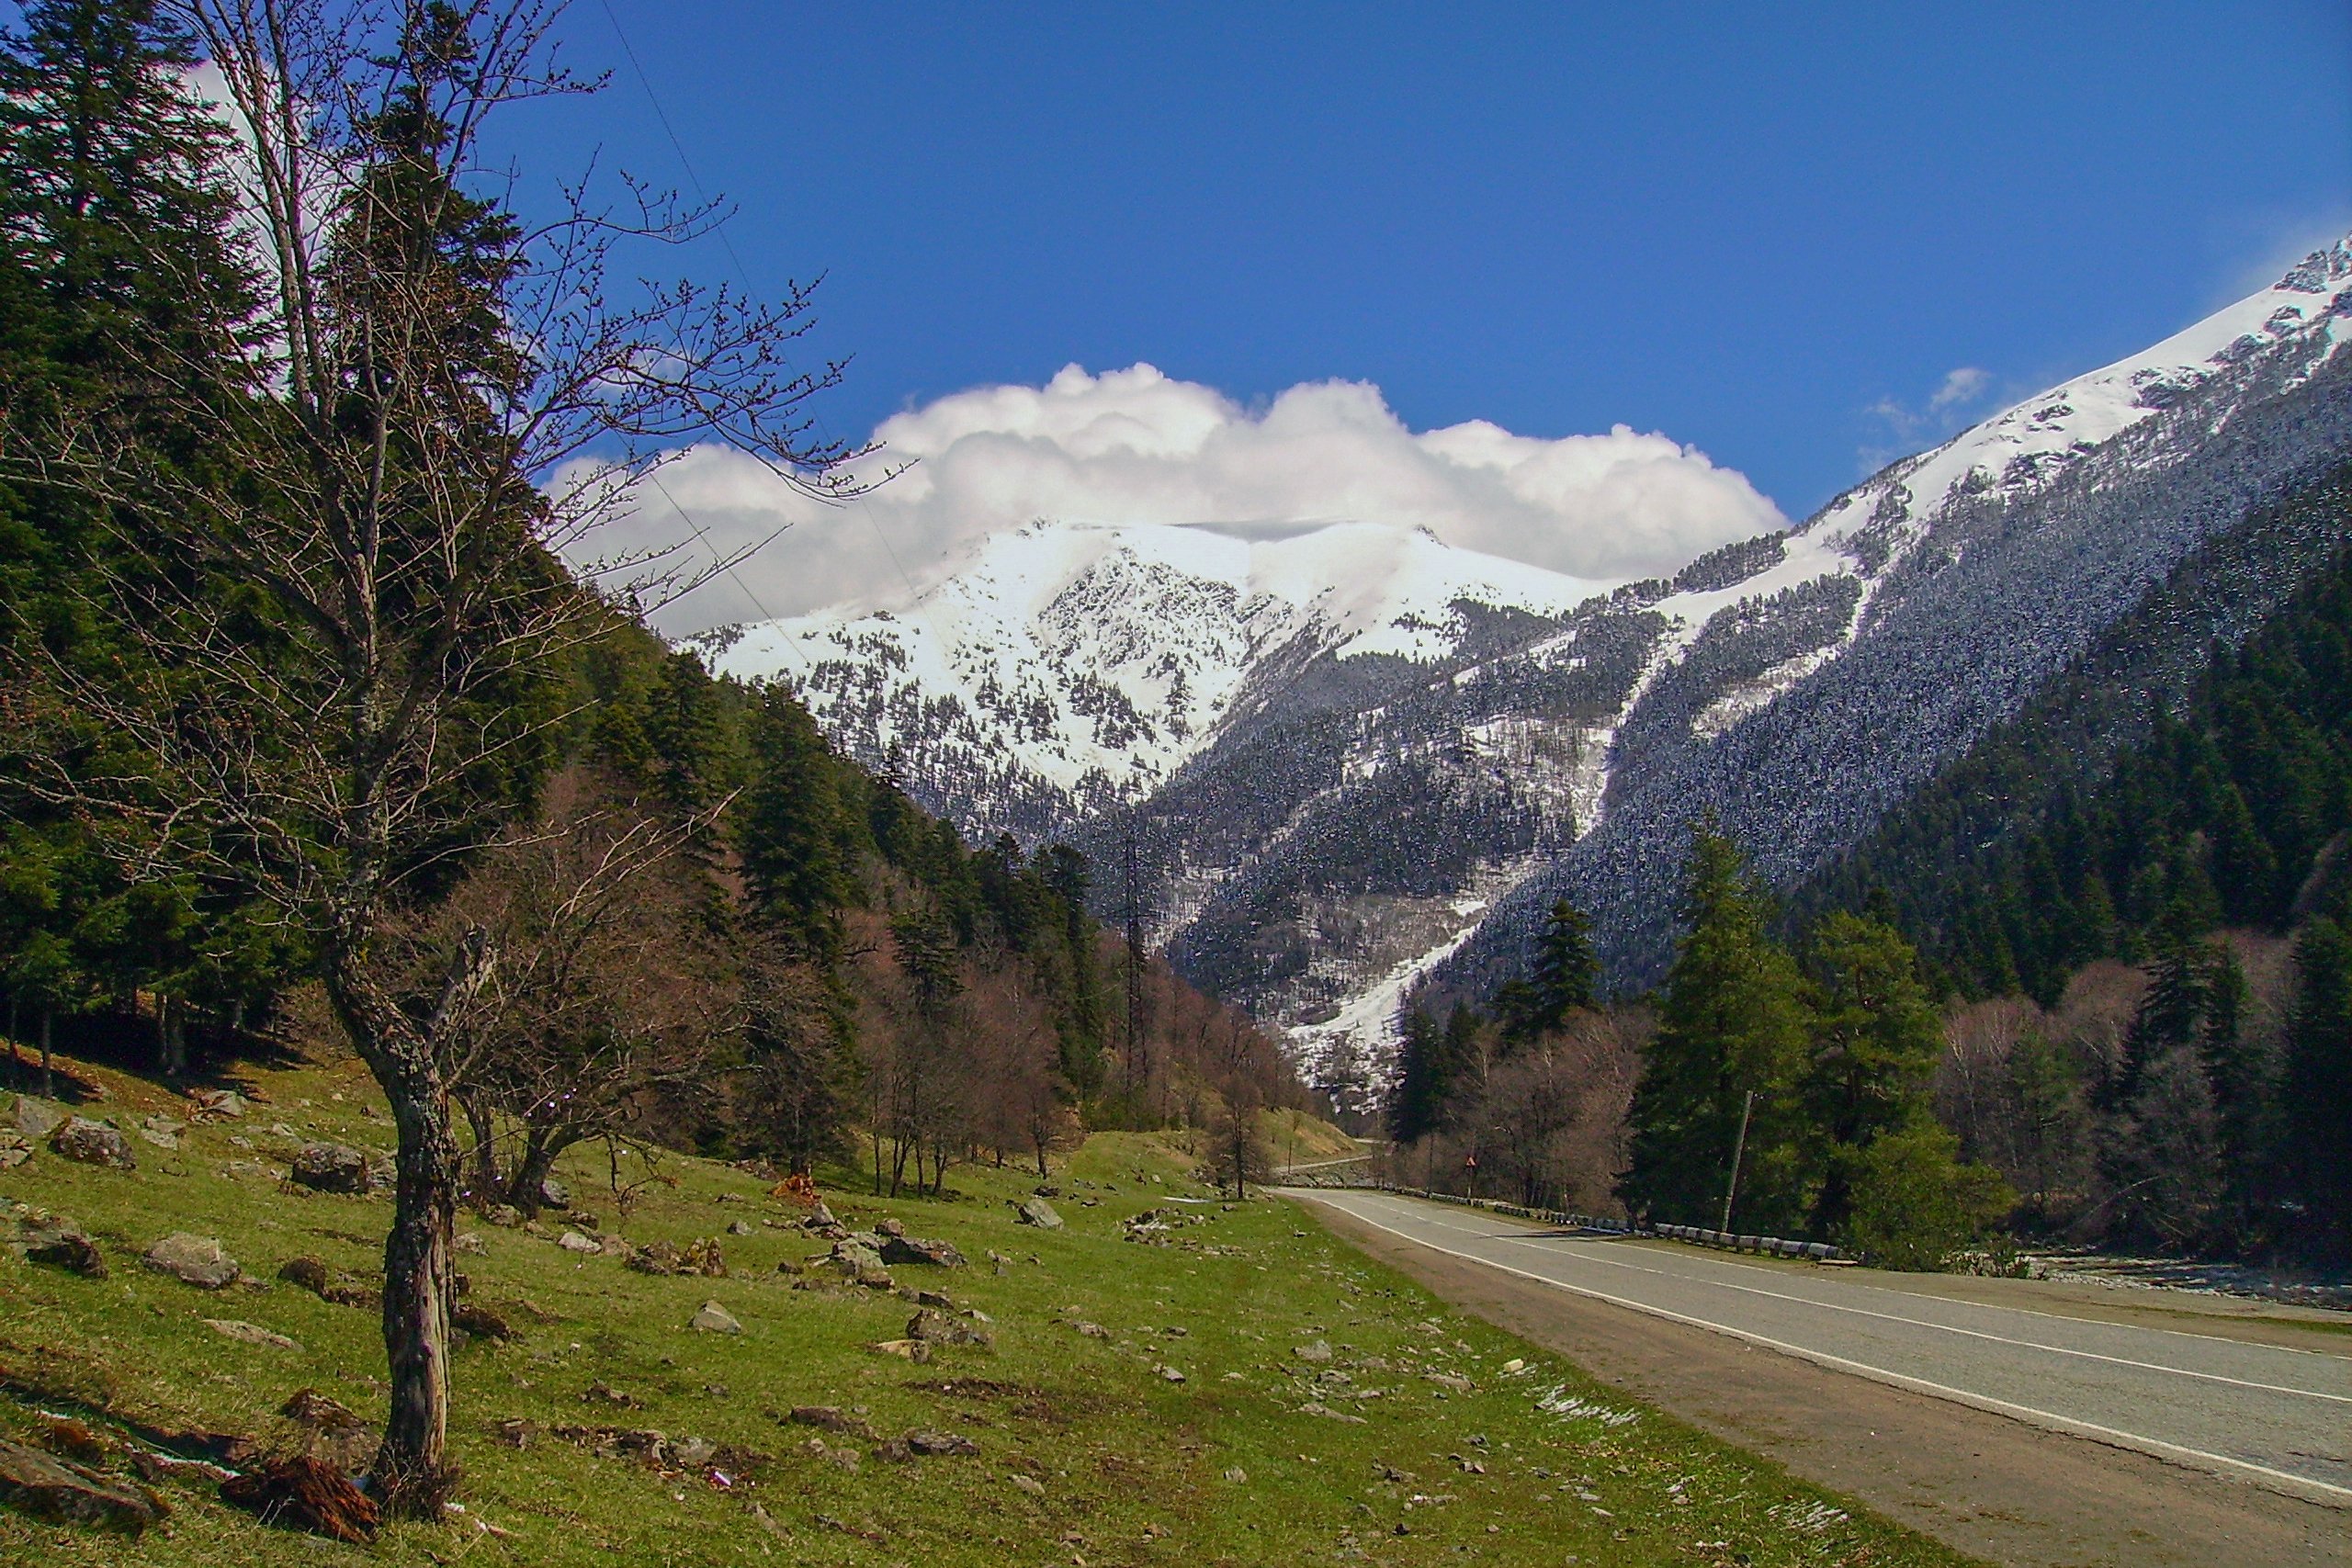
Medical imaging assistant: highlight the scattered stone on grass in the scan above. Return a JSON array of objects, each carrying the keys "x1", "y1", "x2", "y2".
[
  {"x1": 0, "y1": 1131, "x2": 32, "y2": 1169},
  {"x1": 1011, "y1": 1196, "x2": 1063, "y2": 1230},
  {"x1": 218, "y1": 1455, "x2": 379, "y2": 1543},
  {"x1": 867, "y1": 1338, "x2": 932, "y2": 1362},
  {"x1": 882, "y1": 1429, "x2": 978, "y2": 1460},
  {"x1": 880, "y1": 1234, "x2": 967, "y2": 1268},
  {"x1": 1010, "y1": 1472, "x2": 1046, "y2": 1496},
  {"x1": 454, "y1": 1232, "x2": 487, "y2": 1255},
  {"x1": 204, "y1": 1319, "x2": 300, "y2": 1351},
  {"x1": 538, "y1": 1176, "x2": 570, "y2": 1209},
  {"x1": 0, "y1": 1437, "x2": 168, "y2": 1535},
  {"x1": 1294, "y1": 1339, "x2": 1334, "y2": 1363},
  {"x1": 906, "y1": 1309, "x2": 992, "y2": 1348},
  {"x1": 781, "y1": 1406, "x2": 881, "y2": 1441},
  {"x1": 491, "y1": 1418, "x2": 540, "y2": 1450},
  {"x1": 1223, "y1": 1466, "x2": 1248, "y2": 1483},
  {"x1": 1155, "y1": 1364, "x2": 1186, "y2": 1383},
  {"x1": 1423, "y1": 1371, "x2": 1475, "y2": 1393},
  {"x1": 727, "y1": 1218, "x2": 754, "y2": 1236},
  {"x1": 482, "y1": 1204, "x2": 525, "y2": 1228},
  {"x1": 289, "y1": 1143, "x2": 374, "y2": 1195},
  {"x1": 1299, "y1": 1401, "x2": 1368, "y2": 1425},
  {"x1": 277, "y1": 1256, "x2": 379, "y2": 1307},
  {"x1": 143, "y1": 1232, "x2": 240, "y2": 1289},
  {"x1": 453, "y1": 1303, "x2": 514, "y2": 1341},
  {"x1": 797, "y1": 1436, "x2": 861, "y2": 1472},
  {"x1": 691, "y1": 1300, "x2": 743, "y2": 1334},
  {"x1": 185, "y1": 1088, "x2": 249, "y2": 1121},
  {"x1": 138, "y1": 1115, "x2": 184, "y2": 1150},
  {"x1": 19, "y1": 1214, "x2": 107, "y2": 1279},
  {"x1": 558, "y1": 1229, "x2": 598, "y2": 1254},
  {"x1": 50, "y1": 1117, "x2": 135, "y2": 1170},
  {"x1": 802, "y1": 1201, "x2": 838, "y2": 1230},
  {"x1": 9, "y1": 1095, "x2": 66, "y2": 1140}
]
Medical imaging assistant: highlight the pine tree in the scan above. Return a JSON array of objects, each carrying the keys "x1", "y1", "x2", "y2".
[
  {"x1": 1623, "y1": 825, "x2": 1811, "y2": 1232},
  {"x1": 2284, "y1": 918, "x2": 2352, "y2": 1256},
  {"x1": 1386, "y1": 1004, "x2": 1447, "y2": 1145}
]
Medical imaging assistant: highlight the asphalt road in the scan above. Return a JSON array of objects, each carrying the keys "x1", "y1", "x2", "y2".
[{"x1": 1288, "y1": 1188, "x2": 2352, "y2": 1508}]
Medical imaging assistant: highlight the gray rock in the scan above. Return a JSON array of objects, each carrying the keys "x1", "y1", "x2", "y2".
[
  {"x1": 0, "y1": 1131, "x2": 30, "y2": 1169},
  {"x1": 875, "y1": 1216, "x2": 905, "y2": 1238},
  {"x1": 1293, "y1": 1339, "x2": 1334, "y2": 1363},
  {"x1": 879, "y1": 1235, "x2": 967, "y2": 1269},
  {"x1": 290, "y1": 1143, "x2": 374, "y2": 1194},
  {"x1": 50, "y1": 1117, "x2": 135, "y2": 1169},
  {"x1": 20, "y1": 1214, "x2": 106, "y2": 1279},
  {"x1": 538, "y1": 1176, "x2": 571, "y2": 1209},
  {"x1": 185, "y1": 1089, "x2": 248, "y2": 1121},
  {"x1": 802, "y1": 1201, "x2": 838, "y2": 1230},
  {"x1": 727, "y1": 1219, "x2": 754, "y2": 1236},
  {"x1": 138, "y1": 1116, "x2": 183, "y2": 1150},
  {"x1": 483, "y1": 1204, "x2": 525, "y2": 1228},
  {"x1": 142, "y1": 1232, "x2": 239, "y2": 1289},
  {"x1": 691, "y1": 1300, "x2": 742, "y2": 1334},
  {"x1": 900, "y1": 1429, "x2": 978, "y2": 1458},
  {"x1": 666, "y1": 1435, "x2": 717, "y2": 1469},
  {"x1": 203, "y1": 1318, "x2": 300, "y2": 1351},
  {"x1": 558, "y1": 1230, "x2": 598, "y2": 1255},
  {"x1": 9, "y1": 1096, "x2": 66, "y2": 1140},
  {"x1": 0, "y1": 1436, "x2": 168, "y2": 1534},
  {"x1": 906, "y1": 1309, "x2": 992, "y2": 1348},
  {"x1": 1011, "y1": 1197, "x2": 1063, "y2": 1231}
]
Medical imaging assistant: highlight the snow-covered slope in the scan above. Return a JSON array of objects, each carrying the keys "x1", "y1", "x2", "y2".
[
  {"x1": 711, "y1": 236, "x2": 2352, "y2": 1102},
  {"x1": 709, "y1": 519, "x2": 1616, "y2": 839}
]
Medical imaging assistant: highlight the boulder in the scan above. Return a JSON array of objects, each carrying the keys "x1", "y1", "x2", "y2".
[
  {"x1": 0, "y1": 1131, "x2": 31, "y2": 1170},
  {"x1": 727, "y1": 1219, "x2": 754, "y2": 1236},
  {"x1": 538, "y1": 1176, "x2": 571, "y2": 1209},
  {"x1": 50, "y1": 1117, "x2": 135, "y2": 1170},
  {"x1": 0, "y1": 1437, "x2": 168, "y2": 1535},
  {"x1": 874, "y1": 1217, "x2": 905, "y2": 1238},
  {"x1": 783, "y1": 1406, "x2": 880, "y2": 1441},
  {"x1": 558, "y1": 1230, "x2": 599, "y2": 1255},
  {"x1": 906, "y1": 1309, "x2": 991, "y2": 1348},
  {"x1": 626, "y1": 1240, "x2": 681, "y2": 1276},
  {"x1": 10, "y1": 1095, "x2": 66, "y2": 1139},
  {"x1": 691, "y1": 1300, "x2": 742, "y2": 1335},
  {"x1": 143, "y1": 1232, "x2": 239, "y2": 1289},
  {"x1": 802, "y1": 1201, "x2": 838, "y2": 1230},
  {"x1": 138, "y1": 1116, "x2": 184, "y2": 1150},
  {"x1": 482, "y1": 1204, "x2": 525, "y2": 1228},
  {"x1": 21, "y1": 1215, "x2": 106, "y2": 1279},
  {"x1": 185, "y1": 1088, "x2": 248, "y2": 1121},
  {"x1": 898, "y1": 1429, "x2": 978, "y2": 1458},
  {"x1": 1010, "y1": 1197, "x2": 1062, "y2": 1230},
  {"x1": 1293, "y1": 1339, "x2": 1334, "y2": 1364},
  {"x1": 879, "y1": 1235, "x2": 967, "y2": 1269},
  {"x1": 290, "y1": 1143, "x2": 373, "y2": 1194}
]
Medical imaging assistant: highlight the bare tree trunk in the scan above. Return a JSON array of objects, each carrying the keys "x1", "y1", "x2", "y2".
[
  {"x1": 459, "y1": 1090, "x2": 500, "y2": 1204},
  {"x1": 505, "y1": 1131, "x2": 562, "y2": 1220},
  {"x1": 374, "y1": 1055, "x2": 459, "y2": 1513}
]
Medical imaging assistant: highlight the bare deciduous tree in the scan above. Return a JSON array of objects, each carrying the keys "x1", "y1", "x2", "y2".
[{"x1": 17, "y1": 0, "x2": 864, "y2": 1509}]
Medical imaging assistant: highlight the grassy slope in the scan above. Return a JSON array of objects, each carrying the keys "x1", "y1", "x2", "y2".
[{"x1": 1, "y1": 1050, "x2": 1978, "y2": 1567}]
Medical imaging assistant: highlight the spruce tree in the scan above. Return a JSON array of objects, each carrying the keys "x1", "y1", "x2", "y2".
[
  {"x1": 1801, "y1": 912, "x2": 1945, "y2": 1237},
  {"x1": 1521, "y1": 897, "x2": 1598, "y2": 1035},
  {"x1": 1623, "y1": 825, "x2": 1811, "y2": 1231}
]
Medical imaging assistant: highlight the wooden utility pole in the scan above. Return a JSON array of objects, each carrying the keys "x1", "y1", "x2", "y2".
[{"x1": 1720, "y1": 1089, "x2": 1757, "y2": 1231}]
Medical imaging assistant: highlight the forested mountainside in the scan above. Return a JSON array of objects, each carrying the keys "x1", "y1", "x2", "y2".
[
  {"x1": 1793, "y1": 461, "x2": 2352, "y2": 1000},
  {"x1": 0, "y1": 0, "x2": 1303, "y2": 1202},
  {"x1": 1444, "y1": 246, "x2": 2352, "y2": 1007},
  {"x1": 726, "y1": 239, "x2": 2352, "y2": 1097}
]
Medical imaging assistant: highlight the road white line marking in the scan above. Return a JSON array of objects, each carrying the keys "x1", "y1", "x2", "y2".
[
  {"x1": 1384, "y1": 1199, "x2": 2352, "y2": 1390},
  {"x1": 1473, "y1": 1231, "x2": 2352, "y2": 1406},
  {"x1": 1297, "y1": 1191, "x2": 2352, "y2": 1510}
]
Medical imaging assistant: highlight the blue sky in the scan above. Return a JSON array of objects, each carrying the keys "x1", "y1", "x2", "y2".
[{"x1": 504, "y1": 0, "x2": 2349, "y2": 593}]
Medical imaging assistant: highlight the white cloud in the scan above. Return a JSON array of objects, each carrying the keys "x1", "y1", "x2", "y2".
[
  {"x1": 1927, "y1": 366, "x2": 1991, "y2": 412},
  {"x1": 567, "y1": 363, "x2": 1787, "y2": 635}
]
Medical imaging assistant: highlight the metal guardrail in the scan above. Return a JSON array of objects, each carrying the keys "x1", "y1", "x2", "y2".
[{"x1": 1295, "y1": 1177, "x2": 1846, "y2": 1262}]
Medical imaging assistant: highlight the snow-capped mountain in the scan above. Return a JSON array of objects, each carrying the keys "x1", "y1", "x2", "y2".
[
  {"x1": 707, "y1": 519, "x2": 1618, "y2": 840},
  {"x1": 712, "y1": 237, "x2": 2352, "y2": 1100}
]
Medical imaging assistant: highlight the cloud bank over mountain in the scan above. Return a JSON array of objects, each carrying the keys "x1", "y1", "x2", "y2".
[{"x1": 577, "y1": 363, "x2": 1787, "y2": 634}]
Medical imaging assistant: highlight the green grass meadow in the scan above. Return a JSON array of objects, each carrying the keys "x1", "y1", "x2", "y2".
[{"x1": 0, "y1": 1051, "x2": 1978, "y2": 1566}]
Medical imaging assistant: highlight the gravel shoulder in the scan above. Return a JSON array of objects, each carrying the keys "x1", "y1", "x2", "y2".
[{"x1": 1298, "y1": 1193, "x2": 2352, "y2": 1568}]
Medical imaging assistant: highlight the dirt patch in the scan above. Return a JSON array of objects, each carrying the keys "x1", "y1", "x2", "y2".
[{"x1": 1303, "y1": 1196, "x2": 2352, "y2": 1568}]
